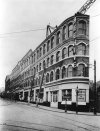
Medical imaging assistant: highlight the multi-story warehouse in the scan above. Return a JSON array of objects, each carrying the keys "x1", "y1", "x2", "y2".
[{"x1": 5, "y1": 13, "x2": 89, "y2": 111}]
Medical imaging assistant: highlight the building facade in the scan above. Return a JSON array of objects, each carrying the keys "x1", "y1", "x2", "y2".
[{"x1": 5, "y1": 13, "x2": 89, "y2": 111}]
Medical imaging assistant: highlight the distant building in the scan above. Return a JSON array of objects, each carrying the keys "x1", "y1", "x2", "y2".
[
  {"x1": 5, "y1": 75, "x2": 10, "y2": 92},
  {"x1": 5, "y1": 13, "x2": 89, "y2": 110}
]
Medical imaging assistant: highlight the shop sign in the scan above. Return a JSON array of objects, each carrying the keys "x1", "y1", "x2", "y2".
[
  {"x1": 49, "y1": 86, "x2": 59, "y2": 91},
  {"x1": 78, "y1": 89, "x2": 86, "y2": 102}
]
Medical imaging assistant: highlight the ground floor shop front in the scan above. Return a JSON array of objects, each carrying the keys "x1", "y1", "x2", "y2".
[{"x1": 18, "y1": 80, "x2": 89, "y2": 111}]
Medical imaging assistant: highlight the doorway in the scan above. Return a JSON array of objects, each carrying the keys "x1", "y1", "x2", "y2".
[{"x1": 51, "y1": 91, "x2": 58, "y2": 107}]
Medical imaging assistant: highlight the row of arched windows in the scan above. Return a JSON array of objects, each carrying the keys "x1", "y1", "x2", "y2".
[
  {"x1": 33, "y1": 64, "x2": 88, "y2": 86},
  {"x1": 32, "y1": 20, "x2": 87, "y2": 63},
  {"x1": 34, "y1": 43, "x2": 89, "y2": 73}
]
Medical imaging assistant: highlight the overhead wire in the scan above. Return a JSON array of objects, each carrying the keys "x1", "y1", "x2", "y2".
[{"x1": 0, "y1": 28, "x2": 46, "y2": 38}]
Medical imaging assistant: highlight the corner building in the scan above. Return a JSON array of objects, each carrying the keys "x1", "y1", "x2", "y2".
[{"x1": 7, "y1": 13, "x2": 90, "y2": 111}]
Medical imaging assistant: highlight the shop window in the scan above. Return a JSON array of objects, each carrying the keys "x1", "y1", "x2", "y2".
[
  {"x1": 56, "y1": 31, "x2": 60, "y2": 45},
  {"x1": 46, "y1": 73, "x2": 49, "y2": 83},
  {"x1": 47, "y1": 57, "x2": 50, "y2": 67},
  {"x1": 62, "y1": 47, "x2": 68, "y2": 59},
  {"x1": 46, "y1": 92, "x2": 48, "y2": 101},
  {"x1": 68, "y1": 45, "x2": 73, "y2": 56},
  {"x1": 62, "y1": 89, "x2": 72, "y2": 101},
  {"x1": 77, "y1": 64, "x2": 85, "y2": 76},
  {"x1": 68, "y1": 65, "x2": 73, "y2": 77},
  {"x1": 56, "y1": 51, "x2": 60, "y2": 62},
  {"x1": 56, "y1": 69, "x2": 60, "y2": 80},
  {"x1": 51, "y1": 55, "x2": 54, "y2": 65},
  {"x1": 78, "y1": 89, "x2": 86, "y2": 102},
  {"x1": 68, "y1": 23, "x2": 73, "y2": 37},
  {"x1": 78, "y1": 20, "x2": 86, "y2": 35},
  {"x1": 47, "y1": 40, "x2": 50, "y2": 52},
  {"x1": 50, "y1": 71, "x2": 53, "y2": 81},
  {"x1": 62, "y1": 66, "x2": 66, "y2": 78},
  {"x1": 51, "y1": 36, "x2": 54, "y2": 49},
  {"x1": 62, "y1": 26, "x2": 66, "y2": 40},
  {"x1": 77, "y1": 43, "x2": 86, "y2": 55}
]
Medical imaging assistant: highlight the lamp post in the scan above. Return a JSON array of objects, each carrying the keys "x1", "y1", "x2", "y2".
[
  {"x1": 94, "y1": 60, "x2": 97, "y2": 115},
  {"x1": 76, "y1": 86, "x2": 78, "y2": 114}
]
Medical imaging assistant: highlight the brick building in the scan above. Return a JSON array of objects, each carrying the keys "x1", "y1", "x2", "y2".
[{"x1": 5, "y1": 13, "x2": 89, "y2": 111}]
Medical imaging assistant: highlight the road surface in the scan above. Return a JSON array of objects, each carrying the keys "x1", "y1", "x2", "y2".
[{"x1": 0, "y1": 98, "x2": 100, "y2": 131}]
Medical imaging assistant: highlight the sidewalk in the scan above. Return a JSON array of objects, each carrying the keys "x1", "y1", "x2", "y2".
[{"x1": 17, "y1": 101, "x2": 100, "y2": 116}]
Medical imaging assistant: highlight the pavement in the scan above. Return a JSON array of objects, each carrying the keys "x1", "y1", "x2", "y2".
[{"x1": 17, "y1": 100, "x2": 100, "y2": 116}]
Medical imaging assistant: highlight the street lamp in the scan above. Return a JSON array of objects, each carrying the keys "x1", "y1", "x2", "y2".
[{"x1": 76, "y1": 86, "x2": 79, "y2": 114}]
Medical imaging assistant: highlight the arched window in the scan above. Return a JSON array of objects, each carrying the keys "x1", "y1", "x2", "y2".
[
  {"x1": 47, "y1": 57, "x2": 50, "y2": 67},
  {"x1": 39, "y1": 76, "x2": 41, "y2": 85},
  {"x1": 56, "y1": 69, "x2": 60, "y2": 80},
  {"x1": 50, "y1": 71, "x2": 53, "y2": 81},
  {"x1": 47, "y1": 40, "x2": 50, "y2": 52},
  {"x1": 62, "y1": 47, "x2": 68, "y2": 59},
  {"x1": 34, "y1": 53, "x2": 36, "y2": 63},
  {"x1": 37, "y1": 50, "x2": 39, "y2": 59},
  {"x1": 62, "y1": 26, "x2": 66, "y2": 40},
  {"x1": 77, "y1": 43, "x2": 86, "y2": 55},
  {"x1": 62, "y1": 66, "x2": 66, "y2": 78},
  {"x1": 36, "y1": 65, "x2": 38, "y2": 72},
  {"x1": 46, "y1": 73, "x2": 49, "y2": 83},
  {"x1": 43, "y1": 44, "x2": 46, "y2": 55},
  {"x1": 78, "y1": 20, "x2": 86, "y2": 35},
  {"x1": 86, "y1": 45, "x2": 89, "y2": 55},
  {"x1": 68, "y1": 45, "x2": 73, "y2": 56},
  {"x1": 51, "y1": 55, "x2": 54, "y2": 65},
  {"x1": 56, "y1": 31, "x2": 60, "y2": 45},
  {"x1": 51, "y1": 36, "x2": 54, "y2": 49},
  {"x1": 68, "y1": 65, "x2": 73, "y2": 77},
  {"x1": 77, "y1": 64, "x2": 85, "y2": 76},
  {"x1": 68, "y1": 23, "x2": 73, "y2": 37},
  {"x1": 40, "y1": 47, "x2": 42, "y2": 57},
  {"x1": 39, "y1": 63, "x2": 41, "y2": 71},
  {"x1": 36, "y1": 78, "x2": 38, "y2": 85},
  {"x1": 43, "y1": 60, "x2": 46, "y2": 69},
  {"x1": 56, "y1": 51, "x2": 60, "y2": 62},
  {"x1": 34, "y1": 67, "x2": 36, "y2": 75}
]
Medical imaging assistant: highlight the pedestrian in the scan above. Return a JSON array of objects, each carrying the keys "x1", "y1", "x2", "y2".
[
  {"x1": 36, "y1": 96, "x2": 38, "y2": 107},
  {"x1": 28, "y1": 95, "x2": 30, "y2": 104}
]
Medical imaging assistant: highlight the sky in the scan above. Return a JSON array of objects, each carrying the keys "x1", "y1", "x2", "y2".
[{"x1": 0, "y1": 0, "x2": 100, "y2": 90}]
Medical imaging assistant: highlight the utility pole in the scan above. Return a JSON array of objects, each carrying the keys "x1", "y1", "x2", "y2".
[{"x1": 94, "y1": 60, "x2": 97, "y2": 115}]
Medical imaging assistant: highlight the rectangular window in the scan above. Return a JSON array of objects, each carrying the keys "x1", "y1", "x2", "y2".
[{"x1": 62, "y1": 89, "x2": 72, "y2": 101}]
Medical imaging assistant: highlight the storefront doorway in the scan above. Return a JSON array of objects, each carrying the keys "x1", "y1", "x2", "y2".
[{"x1": 51, "y1": 91, "x2": 58, "y2": 107}]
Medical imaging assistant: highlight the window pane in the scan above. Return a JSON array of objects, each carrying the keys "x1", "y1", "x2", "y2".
[
  {"x1": 68, "y1": 46, "x2": 73, "y2": 56},
  {"x1": 68, "y1": 65, "x2": 73, "y2": 77}
]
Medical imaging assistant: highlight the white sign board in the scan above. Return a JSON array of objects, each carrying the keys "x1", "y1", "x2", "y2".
[{"x1": 78, "y1": 89, "x2": 86, "y2": 102}]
